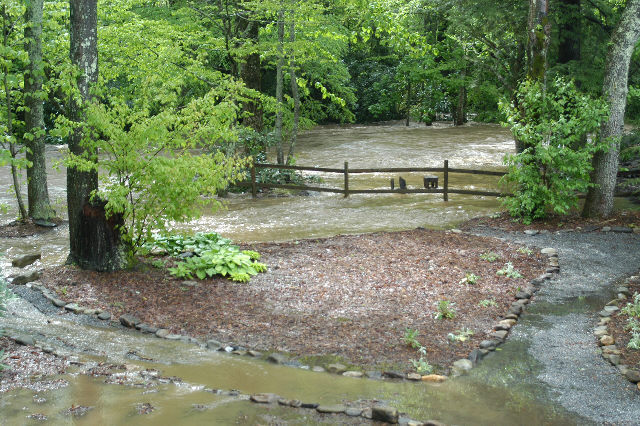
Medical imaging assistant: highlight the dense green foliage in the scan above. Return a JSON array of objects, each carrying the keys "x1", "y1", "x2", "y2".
[
  {"x1": 500, "y1": 78, "x2": 609, "y2": 223},
  {"x1": 149, "y1": 232, "x2": 267, "y2": 283}
]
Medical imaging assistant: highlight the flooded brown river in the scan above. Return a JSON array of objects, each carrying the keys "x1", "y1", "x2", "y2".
[{"x1": 0, "y1": 122, "x2": 587, "y2": 424}]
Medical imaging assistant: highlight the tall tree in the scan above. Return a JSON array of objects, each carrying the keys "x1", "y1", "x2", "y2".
[
  {"x1": 583, "y1": 0, "x2": 640, "y2": 218},
  {"x1": 527, "y1": 0, "x2": 550, "y2": 82},
  {"x1": 67, "y1": 0, "x2": 127, "y2": 271},
  {"x1": 24, "y1": 0, "x2": 54, "y2": 221},
  {"x1": 1, "y1": 3, "x2": 27, "y2": 220}
]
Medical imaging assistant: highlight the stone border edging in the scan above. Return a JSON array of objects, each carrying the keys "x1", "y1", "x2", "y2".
[
  {"x1": 447, "y1": 243, "x2": 559, "y2": 376},
  {"x1": 594, "y1": 274, "x2": 640, "y2": 391}
]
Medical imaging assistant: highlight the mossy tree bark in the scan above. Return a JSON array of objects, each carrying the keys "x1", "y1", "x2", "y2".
[
  {"x1": 24, "y1": 0, "x2": 54, "y2": 221},
  {"x1": 583, "y1": 0, "x2": 640, "y2": 218}
]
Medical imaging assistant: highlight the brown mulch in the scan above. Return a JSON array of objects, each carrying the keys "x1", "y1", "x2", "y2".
[
  {"x1": 0, "y1": 218, "x2": 65, "y2": 238},
  {"x1": 461, "y1": 210, "x2": 640, "y2": 233},
  {"x1": 608, "y1": 275, "x2": 640, "y2": 372},
  {"x1": 38, "y1": 228, "x2": 546, "y2": 373}
]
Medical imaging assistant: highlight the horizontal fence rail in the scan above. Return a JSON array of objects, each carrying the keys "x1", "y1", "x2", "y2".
[
  {"x1": 246, "y1": 160, "x2": 510, "y2": 201},
  {"x1": 243, "y1": 161, "x2": 639, "y2": 201}
]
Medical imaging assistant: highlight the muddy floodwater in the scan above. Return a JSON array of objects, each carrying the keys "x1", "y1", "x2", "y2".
[{"x1": 0, "y1": 122, "x2": 602, "y2": 424}]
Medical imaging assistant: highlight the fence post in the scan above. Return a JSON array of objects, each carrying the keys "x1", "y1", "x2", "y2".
[
  {"x1": 443, "y1": 160, "x2": 449, "y2": 202},
  {"x1": 251, "y1": 163, "x2": 257, "y2": 198},
  {"x1": 344, "y1": 161, "x2": 349, "y2": 197}
]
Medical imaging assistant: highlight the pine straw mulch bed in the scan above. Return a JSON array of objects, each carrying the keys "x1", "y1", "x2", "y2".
[{"x1": 37, "y1": 228, "x2": 546, "y2": 373}]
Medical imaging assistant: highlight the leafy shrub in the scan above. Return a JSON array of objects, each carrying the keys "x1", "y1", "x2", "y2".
[
  {"x1": 148, "y1": 232, "x2": 267, "y2": 283},
  {"x1": 402, "y1": 328, "x2": 421, "y2": 349},
  {"x1": 499, "y1": 77, "x2": 609, "y2": 223},
  {"x1": 480, "y1": 252, "x2": 499, "y2": 262},
  {"x1": 410, "y1": 346, "x2": 433, "y2": 375},
  {"x1": 459, "y1": 273, "x2": 479, "y2": 285},
  {"x1": 478, "y1": 299, "x2": 498, "y2": 308},
  {"x1": 447, "y1": 328, "x2": 474, "y2": 343},
  {"x1": 622, "y1": 293, "x2": 640, "y2": 350},
  {"x1": 434, "y1": 300, "x2": 456, "y2": 320},
  {"x1": 496, "y1": 262, "x2": 522, "y2": 279}
]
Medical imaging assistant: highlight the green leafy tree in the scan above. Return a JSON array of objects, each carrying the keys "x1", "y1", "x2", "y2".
[
  {"x1": 500, "y1": 77, "x2": 608, "y2": 223},
  {"x1": 0, "y1": 2, "x2": 28, "y2": 220}
]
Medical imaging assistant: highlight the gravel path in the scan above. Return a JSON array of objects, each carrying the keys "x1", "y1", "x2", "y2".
[{"x1": 469, "y1": 227, "x2": 640, "y2": 424}]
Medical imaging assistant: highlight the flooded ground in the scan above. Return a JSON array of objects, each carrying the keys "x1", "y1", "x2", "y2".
[{"x1": 1, "y1": 122, "x2": 630, "y2": 424}]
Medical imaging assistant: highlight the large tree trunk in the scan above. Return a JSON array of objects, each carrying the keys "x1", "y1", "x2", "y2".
[
  {"x1": 287, "y1": 14, "x2": 299, "y2": 163},
  {"x1": 24, "y1": 0, "x2": 54, "y2": 221},
  {"x1": 274, "y1": 7, "x2": 285, "y2": 165},
  {"x1": 68, "y1": 0, "x2": 127, "y2": 271},
  {"x1": 583, "y1": 0, "x2": 640, "y2": 218}
]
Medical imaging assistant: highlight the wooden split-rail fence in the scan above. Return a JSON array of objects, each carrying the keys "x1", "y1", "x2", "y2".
[{"x1": 248, "y1": 160, "x2": 509, "y2": 201}]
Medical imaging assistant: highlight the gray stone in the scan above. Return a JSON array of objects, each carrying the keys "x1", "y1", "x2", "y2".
[
  {"x1": 606, "y1": 299, "x2": 620, "y2": 306},
  {"x1": 231, "y1": 349, "x2": 247, "y2": 356},
  {"x1": 11, "y1": 271, "x2": 41, "y2": 285},
  {"x1": 11, "y1": 253, "x2": 41, "y2": 268},
  {"x1": 406, "y1": 372, "x2": 422, "y2": 381},
  {"x1": 479, "y1": 340, "x2": 497, "y2": 350},
  {"x1": 14, "y1": 335, "x2": 35, "y2": 346},
  {"x1": 604, "y1": 305, "x2": 620, "y2": 313},
  {"x1": 602, "y1": 226, "x2": 611, "y2": 232},
  {"x1": 206, "y1": 339, "x2": 223, "y2": 350},
  {"x1": 598, "y1": 309, "x2": 613, "y2": 317},
  {"x1": 505, "y1": 313, "x2": 519, "y2": 320},
  {"x1": 617, "y1": 293, "x2": 628, "y2": 300},
  {"x1": 312, "y1": 366, "x2": 326, "y2": 373},
  {"x1": 540, "y1": 248, "x2": 558, "y2": 256},
  {"x1": 345, "y1": 407, "x2": 362, "y2": 417},
  {"x1": 119, "y1": 314, "x2": 141, "y2": 328},
  {"x1": 625, "y1": 369, "x2": 640, "y2": 383},
  {"x1": 52, "y1": 298, "x2": 67, "y2": 308},
  {"x1": 515, "y1": 290, "x2": 532, "y2": 300},
  {"x1": 137, "y1": 324, "x2": 158, "y2": 334},
  {"x1": 452, "y1": 358, "x2": 473, "y2": 373},
  {"x1": 617, "y1": 287, "x2": 631, "y2": 297},
  {"x1": 288, "y1": 400, "x2": 302, "y2": 408},
  {"x1": 383, "y1": 370, "x2": 405, "y2": 379},
  {"x1": 64, "y1": 303, "x2": 84, "y2": 314},
  {"x1": 316, "y1": 405, "x2": 346, "y2": 414},
  {"x1": 155, "y1": 329, "x2": 170, "y2": 338},
  {"x1": 618, "y1": 365, "x2": 629, "y2": 375},
  {"x1": 608, "y1": 354, "x2": 621, "y2": 365},
  {"x1": 326, "y1": 363, "x2": 348, "y2": 374},
  {"x1": 267, "y1": 353, "x2": 287, "y2": 364},
  {"x1": 97, "y1": 312, "x2": 111, "y2": 321},
  {"x1": 490, "y1": 330, "x2": 508, "y2": 341},
  {"x1": 181, "y1": 280, "x2": 199, "y2": 288},
  {"x1": 524, "y1": 229, "x2": 539, "y2": 235},
  {"x1": 365, "y1": 370, "x2": 382, "y2": 379},
  {"x1": 361, "y1": 407, "x2": 373, "y2": 419},
  {"x1": 164, "y1": 334, "x2": 182, "y2": 340},
  {"x1": 250, "y1": 393, "x2": 280, "y2": 404},
  {"x1": 372, "y1": 405, "x2": 399, "y2": 423},
  {"x1": 508, "y1": 304, "x2": 523, "y2": 315},
  {"x1": 301, "y1": 402, "x2": 319, "y2": 409},
  {"x1": 594, "y1": 326, "x2": 608, "y2": 337},
  {"x1": 343, "y1": 371, "x2": 363, "y2": 378},
  {"x1": 248, "y1": 350, "x2": 262, "y2": 358},
  {"x1": 468, "y1": 348, "x2": 483, "y2": 365},
  {"x1": 611, "y1": 226, "x2": 632, "y2": 233}
]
